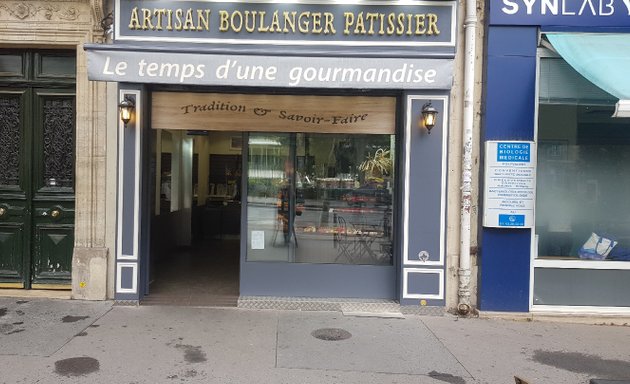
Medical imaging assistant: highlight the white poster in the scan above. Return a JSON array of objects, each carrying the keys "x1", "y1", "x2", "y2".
[
  {"x1": 251, "y1": 230, "x2": 265, "y2": 250},
  {"x1": 483, "y1": 141, "x2": 536, "y2": 228}
]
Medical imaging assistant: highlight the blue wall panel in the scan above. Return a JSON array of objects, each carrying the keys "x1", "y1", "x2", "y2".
[
  {"x1": 480, "y1": 26, "x2": 537, "y2": 311},
  {"x1": 485, "y1": 26, "x2": 537, "y2": 141},
  {"x1": 480, "y1": 229, "x2": 531, "y2": 311}
]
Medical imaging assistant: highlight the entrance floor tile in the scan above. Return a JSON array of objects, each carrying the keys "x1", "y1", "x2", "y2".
[{"x1": 143, "y1": 239, "x2": 239, "y2": 307}]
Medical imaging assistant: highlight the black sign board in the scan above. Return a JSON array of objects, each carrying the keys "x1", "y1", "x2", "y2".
[{"x1": 115, "y1": 0, "x2": 456, "y2": 48}]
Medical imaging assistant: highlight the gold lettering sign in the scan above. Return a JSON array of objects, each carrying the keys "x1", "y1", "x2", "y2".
[
  {"x1": 127, "y1": 6, "x2": 440, "y2": 37},
  {"x1": 129, "y1": 7, "x2": 212, "y2": 31},
  {"x1": 342, "y1": 12, "x2": 439, "y2": 36},
  {"x1": 152, "y1": 92, "x2": 396, "y2": 134}
]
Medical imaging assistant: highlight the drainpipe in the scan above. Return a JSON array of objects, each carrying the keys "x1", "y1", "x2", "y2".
[{"x1": 457, "y1": 0, "x2": 478, "y2": 316}]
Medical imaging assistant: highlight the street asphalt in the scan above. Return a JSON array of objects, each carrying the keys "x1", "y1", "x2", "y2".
[{"x1": 1, "y1": 297, "x2": 630, "y2": 383}]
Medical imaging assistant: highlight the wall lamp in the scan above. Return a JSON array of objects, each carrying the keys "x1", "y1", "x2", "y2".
[
  {"x1": 119, "y1": 97, "x2": 135, "y2": 127},
  {"x1": 99, "y1": 11, "x2": 113, "y2": 39},
  {"x1": 420, "y1": 102, "x2": 438, "y2": 134}
]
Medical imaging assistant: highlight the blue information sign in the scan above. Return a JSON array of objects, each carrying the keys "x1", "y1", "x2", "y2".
[
  {"x1": 496, "y1": 142, "x2": 530, "y2": 162},
  {"x1": 483, "y1": 141, "x2": 536, "y2": 228},
  {"x1": 498, "y1": 214, "x2": 525, "y2": 227}
]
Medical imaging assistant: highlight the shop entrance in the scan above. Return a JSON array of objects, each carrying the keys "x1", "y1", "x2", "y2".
[
  {"x1": 141, "y1": 91, "x2": 399, "y2": 302},
  {"x1": 144, "y1": 130, "x2": 242, "y2": 306}
]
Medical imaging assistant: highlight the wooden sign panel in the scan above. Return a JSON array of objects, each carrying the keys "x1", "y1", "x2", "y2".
[{"x1": 151, "y1": 92, "x2": 396, "y2": 134}]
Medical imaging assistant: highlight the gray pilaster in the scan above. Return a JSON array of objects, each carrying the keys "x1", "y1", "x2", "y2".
[
  {"x1": 400, "y1": 94, "x2": 449, "y2": 307},
  {"x1": 115, "y1": 87, "x2": 143, "y2": 301}
]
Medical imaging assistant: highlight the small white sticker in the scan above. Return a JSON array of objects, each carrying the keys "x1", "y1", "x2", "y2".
[
  {"x1": 251, "y1": 231, "x2": 265, "y2": 250},
  {"x1": 418, "y1": 251, "x2": 430, "y2": 262}
]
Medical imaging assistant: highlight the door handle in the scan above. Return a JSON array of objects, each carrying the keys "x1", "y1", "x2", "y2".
[
  {"x1": 51, "y1": 209, "x2": 61, "y2": 218},
  {"x1": 0, "y1": 207, "x2": 6, "y2": 217}
]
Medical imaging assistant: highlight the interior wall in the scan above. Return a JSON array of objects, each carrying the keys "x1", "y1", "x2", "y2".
[
  {"x1": 151, "y1": 130, "x2": 193, "y2": 257},
  {"x1": 193, "y1": 132, "x2": 241, "y2": 206},
  {"x1": 153, "y1": 130, "x2": 238, "y2": 251}
]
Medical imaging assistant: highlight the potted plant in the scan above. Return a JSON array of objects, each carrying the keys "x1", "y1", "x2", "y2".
[{"x1": 359, "y1": 148, "x2": 392, "y2": 185}]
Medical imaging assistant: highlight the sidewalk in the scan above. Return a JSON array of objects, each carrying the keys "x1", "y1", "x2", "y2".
[{"x1": 1, "y1": 297, "x2": 630, "y2": 383}]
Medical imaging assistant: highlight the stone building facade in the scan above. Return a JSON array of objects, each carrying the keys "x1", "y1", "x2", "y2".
[{"x1": 0, "y1": 0, "x2": 110, "y2": 299}]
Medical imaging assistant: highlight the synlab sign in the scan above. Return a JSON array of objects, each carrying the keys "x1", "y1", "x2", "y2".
[{"x1": 491, "y1": 0, "x2": 630, "y2": 26}]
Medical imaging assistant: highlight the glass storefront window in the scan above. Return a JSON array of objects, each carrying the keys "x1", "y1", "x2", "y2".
[
  {"x1": 536, "y1": 57, "x2": 630, "y2": 262},
  {"x1": 247, "y1": 132, "x2": 395, "y2": 265},
  {"x1": 534, "y1": 44, "x2": 630, "y2": 308}
]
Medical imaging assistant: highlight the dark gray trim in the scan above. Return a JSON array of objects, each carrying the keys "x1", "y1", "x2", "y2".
[
  {"x1": 288, "y1": 133, "x2": 297, "y2": 259},
  {"x1": 239, "y1": 131, "x2": 249, "y2": 296},
  {"x1": 400, "y1": 297, "x2": 444, "y2": 307},
  {"x1": 83, "y1": 43, "x2": 456, "y2": 60},
  {"x1": 120, "y1": 118, "x2": 136, "y2": 256},
  {"x1": 394, "y1": 94, "x2": 405, "y2": 302},
  {"x1": 406, "y1": 96, "x2": 447, "y2": 265},
  {"x1": 115, "y1": 0, "x2": 457, "y2": 49},
  {"x1": 407, "y1": 270, "x2": 440, "y2": 295},
  {"x1": 120, "y1": 265, "x2": 135, "y2": 289},
  {"x1": 397, "y1": 92, "x2": 450, "y2": 307},
  {"x1": 115, "y1": 85, "x2": 144, "y2": 302},
  {"x1": 139, "y1": 86, "x2": 152, "y2": 298},
  {"x1": 241, "y1": 262, "x2": 396, "y2": 298}
]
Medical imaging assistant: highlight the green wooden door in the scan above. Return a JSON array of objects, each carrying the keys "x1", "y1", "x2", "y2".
[
  {"x1": 0, "y1": 88, "x2": 29, "y2": 288},
  {"x1": 0, "y1": 51, "x2": 76, "y2": 289}
]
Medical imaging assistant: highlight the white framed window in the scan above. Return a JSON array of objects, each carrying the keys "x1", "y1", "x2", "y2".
[{"x1": 532, "y1": 34, "x2": 630, "y2": 311}]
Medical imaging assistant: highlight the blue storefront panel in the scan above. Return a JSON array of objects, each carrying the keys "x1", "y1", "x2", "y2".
[{"x1": 483, "y1": 4, "x2": 630, "y2": 312}]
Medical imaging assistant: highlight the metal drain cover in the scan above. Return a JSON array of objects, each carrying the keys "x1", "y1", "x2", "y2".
[{"x1": 311, "y1": 328, "x2": 352, "y2": 341}]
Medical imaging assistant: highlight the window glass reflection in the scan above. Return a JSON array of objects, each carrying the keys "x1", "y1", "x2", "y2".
[
  {"x1": 246, "y1": 132, "x2": 395, "y2": 265},
  {"x1": 246, "y1": 134, "x2": 291, "y2": 262},
  {"x1": 536, "y1": 104, "x2": 630, "y2": 261}
]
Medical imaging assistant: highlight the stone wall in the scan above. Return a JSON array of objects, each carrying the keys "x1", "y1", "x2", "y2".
[
  {"x1": 0, "y1": 0, "x2": 111, "y2": 300},
  {"x1": 444, "y1": 0, "x2": 484, "y2": 312}
]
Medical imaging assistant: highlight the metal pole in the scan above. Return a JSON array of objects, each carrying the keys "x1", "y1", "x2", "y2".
[{"x1": 458, "y1": 0, "x2": 478, "y2": 315}]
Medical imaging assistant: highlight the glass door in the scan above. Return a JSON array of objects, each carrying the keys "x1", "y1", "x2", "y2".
[{"x1": 246, "y1": 133, "x2": 293, "y2": 261}]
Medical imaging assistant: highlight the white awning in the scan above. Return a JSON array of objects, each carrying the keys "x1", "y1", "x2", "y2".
[{"x1": 547, "y1": 33, "x2": 630, "y2": 117}]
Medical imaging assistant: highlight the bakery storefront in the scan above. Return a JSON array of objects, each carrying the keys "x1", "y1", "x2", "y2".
[
  {"x1": 86, "y1": 0, "x2": 456, "y2": 306},
  {"x1": 481, "y1": 2, "x2": 630, "y2": 313}
]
